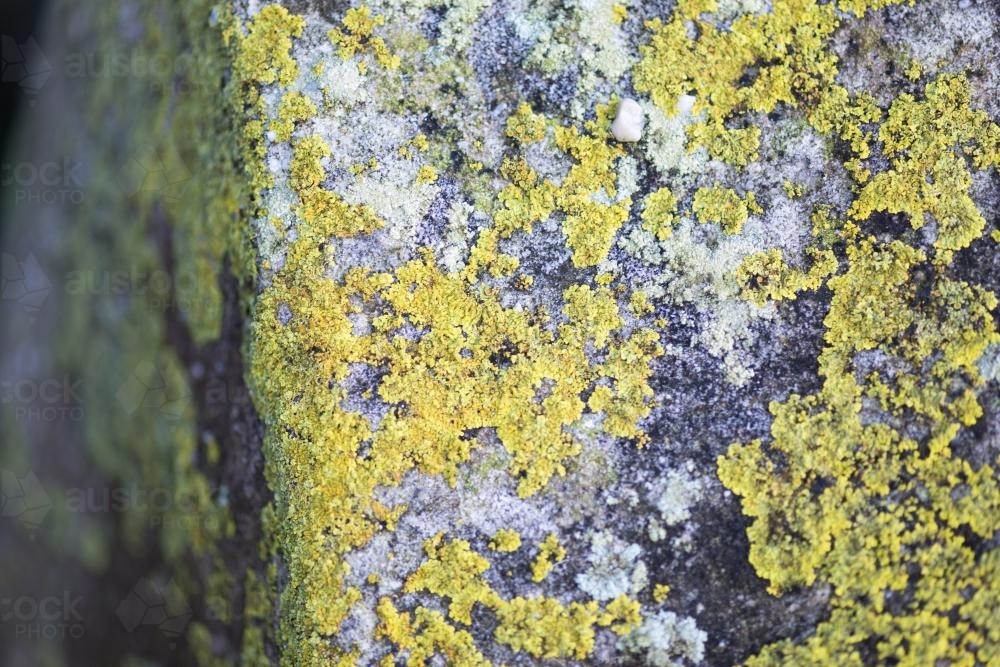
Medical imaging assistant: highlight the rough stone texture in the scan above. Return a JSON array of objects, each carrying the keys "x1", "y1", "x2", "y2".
[{"x1": 1, "y1": 0, "x2": 999, "y2": 665}]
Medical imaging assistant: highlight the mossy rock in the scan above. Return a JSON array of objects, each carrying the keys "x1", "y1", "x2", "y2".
[{"x1": 2, "y1": 0, "x2": 999, "y2": 665}]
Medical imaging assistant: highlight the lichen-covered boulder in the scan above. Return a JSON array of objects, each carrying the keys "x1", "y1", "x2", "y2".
[{"x1": 2, "y1": 0, "x2": 999, "y2": 665}]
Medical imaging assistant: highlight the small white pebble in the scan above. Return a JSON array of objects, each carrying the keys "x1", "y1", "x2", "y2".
[
  {"x1": 611, "y1": 98, "x2": 644, "y2": 143},
  {"x1": 677, "y1": 94, "x2": 696, "y2": 116}
]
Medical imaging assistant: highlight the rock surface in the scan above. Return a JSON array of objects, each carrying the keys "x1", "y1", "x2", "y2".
[{"x1": 2, "y1": 0, "x2": 999, "y2": 665}]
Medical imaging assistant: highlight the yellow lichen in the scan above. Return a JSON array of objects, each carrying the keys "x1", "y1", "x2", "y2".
[
  {"x1": 489, "y1": 529, "x2": 522, "y2": 552},
  {"x1": 328, "y1": 6, "x2": 400, "y2": 71},
  {"x1": 735, "y1": 247, "x2": 837, "y2": 306},
  {"x1": 611, "y1": 3, "x2": 628, "y2": 24},
  {"x1": 505, "y1": 103, "x2": 548, "y2": 144},
  {"x1": 629, "y1": 290, "x2": 654, "y2": 316},
  {"x1": 718, "y1": 68, "x2": 1000, "y2": 667},
  {"x1": 782, "y1": 180, "x2": 804, "y2": 200},
  {"x1": 687, "y1": 121, "x2": 761, "y2": 168},
  {"x1": 641, "y1": 187, "x2": 678, "y2": 241},
  {"x1": 381, "y1": 535, "x2": 642, "y2": 661},
  {"x1": 251, "y1": 117, "x2": 662, "y2": 656},
  {"x1": 531, "y1": 534, "x2": 567, "y2": 582},
  {"x1": 232, "y1": 4, "x2": 304, "y2": 87},
  {"x1": 849, "y1": 75, "x2": 1000, "y2": 263},
  {"x1": 273, "y1": 90, "x2": 317, "y2": 142},
  {"x1": 489, "y1": 103, "x2": 631, "y2": 269},
  {"x1": 229, "y1": 1, "x2": 1000, "y2": 664},
  {"x1": 415, "y1": 164, "x2": 439, "y2": 184},
  {"x1": 634, "y1": 0, "x2": 913, "y2": 174},
  {"x1": 691, "y1": 184, "x2": 760, "y2": 234}
]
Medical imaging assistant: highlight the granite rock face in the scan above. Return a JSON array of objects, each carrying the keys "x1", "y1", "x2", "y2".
[{"x1": 2, "y1": 0, "x2": 999, "y2": 665}]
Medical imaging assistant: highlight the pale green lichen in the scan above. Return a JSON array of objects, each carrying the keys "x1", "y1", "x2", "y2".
[
  {"x1": 619, "y1": 610, "x2": 707, "y2": 667},
  {"x1": 575, "y1": 530, "x2": 649, "y2": 602}
]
